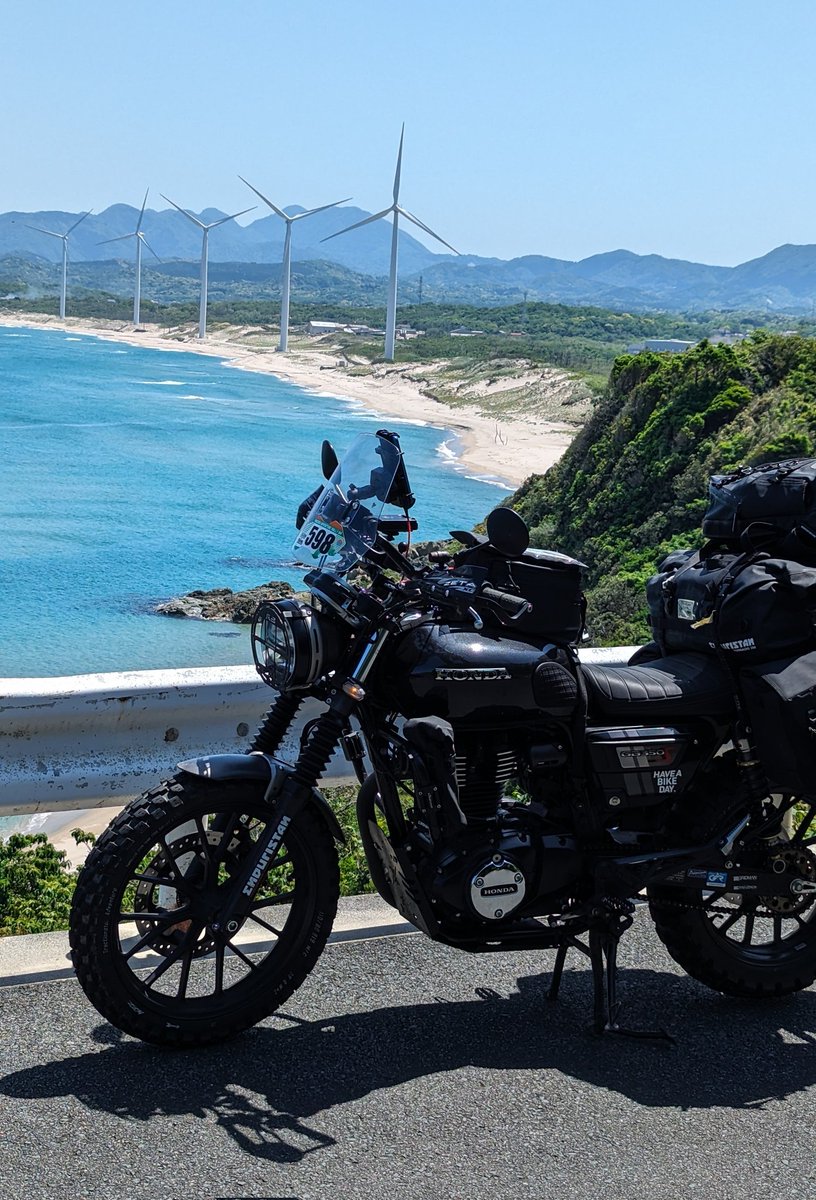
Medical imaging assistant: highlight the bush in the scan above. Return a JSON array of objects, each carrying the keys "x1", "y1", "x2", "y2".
[{"x1": 0, "y1": 834, "x2": 77, "y2": 936}]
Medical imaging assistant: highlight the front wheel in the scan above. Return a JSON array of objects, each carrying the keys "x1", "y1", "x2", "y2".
[
  {"x1": 650, "y1": 798, "x2": 816, "y2": 999},
  {"x1": 69, "y1": 775, "x2": 339, "y2": 1046}
]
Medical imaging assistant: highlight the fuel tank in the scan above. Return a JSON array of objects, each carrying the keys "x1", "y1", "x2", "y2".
[{"x1": 380, "y1": 621, "x2": 578, "y2": 721}]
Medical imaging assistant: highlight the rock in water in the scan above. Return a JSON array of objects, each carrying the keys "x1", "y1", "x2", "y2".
[{"x1": 155, "y1": 581, "x2": 295, "y2": 623}]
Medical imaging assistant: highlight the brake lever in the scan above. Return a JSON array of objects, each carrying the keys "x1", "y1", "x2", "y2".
[{"x1": 467, "y1": 606, "x2": 484, "y2": 631}]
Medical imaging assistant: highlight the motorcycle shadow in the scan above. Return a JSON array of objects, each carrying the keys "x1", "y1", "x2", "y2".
[{"x1": 2, "y1": 967, "x2": 815, "y2": 1164}]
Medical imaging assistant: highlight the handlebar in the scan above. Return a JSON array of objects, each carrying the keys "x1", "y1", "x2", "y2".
[
  {"x1": 415, "y1": 575, "x2": 531, "y2": 624},
  {"x1": 480, "y1": 586, "x2": 532, "y2": 621}
]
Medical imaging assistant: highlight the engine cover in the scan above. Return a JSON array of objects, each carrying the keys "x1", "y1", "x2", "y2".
[
  {"x1": 470, "y1": 856, "x2": 526, "y2": 920},
  {"x1": 424, "y1": 817, "x2": 582, "y2": 926}
]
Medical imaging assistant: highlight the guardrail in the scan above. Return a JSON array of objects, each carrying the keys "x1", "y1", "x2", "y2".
[{"x1": 0, "y1": 648, "x2": 638, "y2": 818}]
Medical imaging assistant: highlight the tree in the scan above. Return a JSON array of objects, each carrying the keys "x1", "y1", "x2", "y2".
[{"x1": 0, "y1": 833, "x2": 77, "y2": 936}]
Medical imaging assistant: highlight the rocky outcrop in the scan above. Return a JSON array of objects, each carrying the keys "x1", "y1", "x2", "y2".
[{"x1": 155, "y1": 581, "x2": 295, "y2": 623}]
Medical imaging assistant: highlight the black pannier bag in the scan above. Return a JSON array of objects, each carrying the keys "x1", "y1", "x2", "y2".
[
  {"x1": 740, "y1": 651, "x2": 816, "y2": 795},
  {"x1": 703, "y1": 458, "x2": 816, "y2": 562},
  {"x1": 646, "y1": 549, "x2": 816, "y2": 663}
]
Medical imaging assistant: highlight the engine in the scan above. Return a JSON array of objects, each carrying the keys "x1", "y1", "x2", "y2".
[{"x1": 400, "y1": 718, "x2": 582, "y2": 926}]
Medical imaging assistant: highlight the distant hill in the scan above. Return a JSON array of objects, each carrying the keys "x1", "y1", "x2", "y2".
[
  {"x1": 0, "y1": 203, "x2": 438, "y2": 277},
  {"x1": 0, "y1": 254, "x2": 389, "y2": 307},
  {"x1": 3, "y1": 202, "x2": 816, "y2": 312}
]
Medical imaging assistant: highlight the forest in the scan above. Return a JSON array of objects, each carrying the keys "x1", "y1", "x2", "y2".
[
  {"x1": 508, "y1": 332, "x2": 816, "y2": 644},
  {"x1": 3, "y1": 285, "x2": 807, "y2": 390}
]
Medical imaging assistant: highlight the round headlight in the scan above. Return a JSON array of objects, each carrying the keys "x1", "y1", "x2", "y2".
[{"x1": 251, "y1": 599, "x2": 339, "y2": 691}]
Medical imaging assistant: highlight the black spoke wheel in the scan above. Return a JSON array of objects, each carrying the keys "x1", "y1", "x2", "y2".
[
  {"x1": 650, "y1": 799, "x2": 816, "y2": 999},
  {"x1": 69, "y1": 775, "x2": 339, "y2": 1046}
]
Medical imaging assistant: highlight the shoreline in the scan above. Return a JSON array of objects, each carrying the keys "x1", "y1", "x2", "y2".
[
  {"x1": 0, "y1": 313, "x2": 578, "y2": 487},
  {"x1": 1, "y1": 311, "x2": 582, "y2": 854}
]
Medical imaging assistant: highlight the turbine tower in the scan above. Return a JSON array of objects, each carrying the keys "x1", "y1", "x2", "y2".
[
  {"x1": 161, "y1": 195, "x2": 255, "y2": 338},
  {"x1": 26, "y1": 209, "x2": 92, "y2": 319},
  {"x1": 238, "y1": 177, "x2": 350, "y2": 352},
  {"x1": 322, "y1": 126, "x2": 459, "y2": 361},
  {"x1": 97, "y1": 190, "x2": 160, "y2": 327}
]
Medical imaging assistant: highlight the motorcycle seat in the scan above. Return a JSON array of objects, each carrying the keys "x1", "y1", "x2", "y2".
[{"x1": 581, "y1": 652, "x2": 736, "y2": 720}]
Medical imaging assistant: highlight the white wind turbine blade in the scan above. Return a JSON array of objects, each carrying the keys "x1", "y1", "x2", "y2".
[
  {"x1": 97, "y1": 233, "x2": 135, "y2": 246},
  {"x1": 397, "y1": 206, "x2": 460, "y2": 255},
  {"x1": 392, "y1": 123, "x2": 405, "y2": 204},
  {"x1": 238, "y1": 176, "x2": 290, "y2": 221},
  {"x1": 67, "y1": 209, "x2": 93, "y2": 235},
  {"x1": 139, "y1": 234, "x2": 162, "y2": 262},
  {"x1": 25, "y1": 225, "x2": 64, "y2": 240},
  {"x1": 292, "y1": 197, "x2": 352, "y2": 221},
  {"x1": 208, "y1": 206, "x2": 255, "y2": 229},
  {"x1": 321, "y1": 206, "x2": 393, "y2": 243},
  {"x1": 135, "y1": 189, "x2": 149, "y2": 233},
  {"x1": 161, "y1": 194, "x2": 206, "y2": 229}
]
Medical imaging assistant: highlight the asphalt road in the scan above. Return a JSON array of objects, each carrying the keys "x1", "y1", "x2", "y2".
[{"x1": 1, "y1": 915, "x2": 815, "y2": 1200}]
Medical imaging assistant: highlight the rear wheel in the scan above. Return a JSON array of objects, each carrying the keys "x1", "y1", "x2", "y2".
[
  {"x1": 69, "y1": 775, "x2": 339, "y2": 1046},
  {"x1": 650, "y1": 798, "x2": 816, "y2": 998}
]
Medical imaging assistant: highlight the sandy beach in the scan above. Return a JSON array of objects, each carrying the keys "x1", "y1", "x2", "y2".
[
  {"x1": 1, "y1": 311, "x2": 586, "y2": 860},
  {"x1": 0, "y1": 313, "x2": 582, "y2": 487}
]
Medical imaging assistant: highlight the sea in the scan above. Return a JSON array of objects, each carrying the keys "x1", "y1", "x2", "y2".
[{"x1": 0, "y1": 325, "x2": 509, "y2": 679}]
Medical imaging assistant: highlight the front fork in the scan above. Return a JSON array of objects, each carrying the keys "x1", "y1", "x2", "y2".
[{"x1": 214, "y1": 625, "x2": 392, "y2": 925}]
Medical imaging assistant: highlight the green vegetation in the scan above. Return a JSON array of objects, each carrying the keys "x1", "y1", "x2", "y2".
[
  {"x1": 8, "y1": 286, "x2": 815, "y2": 389},
  {"x1": 509, "y1": 332, "x2": 816, "y2": 644},
  {"x1": 0, "y1": 795, "x2": 373, "y2": 938},
  {"x1": 0, "y1": 833, "x2": 79, "y2": 936}
]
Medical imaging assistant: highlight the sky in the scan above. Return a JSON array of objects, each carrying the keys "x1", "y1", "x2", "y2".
[{"x1": 2, "y1": 0, "x2": 815, "y2": 267}]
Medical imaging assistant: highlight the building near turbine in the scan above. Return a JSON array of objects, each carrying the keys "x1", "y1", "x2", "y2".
[
  {"x1": 305, "y1": 320, "x2": 388, "y2": 337},
  {"x1": 306, "y1": 320, "x2": 346, "y2": 335},
  {"x1": 625, "y1": 338, "x2": 695, "y2": 354}
]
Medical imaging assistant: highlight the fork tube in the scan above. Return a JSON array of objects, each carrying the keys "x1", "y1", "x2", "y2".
[{"x1": 250, "y1": 691, "x2": 304, "y2": 754}]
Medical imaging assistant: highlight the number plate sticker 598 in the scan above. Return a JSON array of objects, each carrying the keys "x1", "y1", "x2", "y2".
[{"x1": 295, "y1": 515, "x2": 346, "y2": 559}]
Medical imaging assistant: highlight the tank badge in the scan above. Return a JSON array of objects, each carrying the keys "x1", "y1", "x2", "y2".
[{"x1": 435, "y1": 667, "x2": 511, "y2": 681}]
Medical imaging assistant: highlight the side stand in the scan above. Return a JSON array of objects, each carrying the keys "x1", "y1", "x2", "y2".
[{"x1": 548, "y1": 899, "x2": 675, "y2": 1045}]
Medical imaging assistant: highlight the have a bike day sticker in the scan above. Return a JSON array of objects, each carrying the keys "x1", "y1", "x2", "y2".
[{"x1": 295, "y1": 515, "x2": 346, "y2": 559}]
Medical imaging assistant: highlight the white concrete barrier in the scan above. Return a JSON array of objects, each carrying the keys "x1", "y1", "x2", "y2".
[{"x1": 0, "y1": 649, "x2": 640, "y2": 817}]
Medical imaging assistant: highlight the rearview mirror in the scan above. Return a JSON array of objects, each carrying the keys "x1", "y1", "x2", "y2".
[
  {"x1": 485, "y1": 507, "x2": 529, "y2": 557},
  {"x1": 321, "y1": 440, "x2": 339, "y2": 481}
]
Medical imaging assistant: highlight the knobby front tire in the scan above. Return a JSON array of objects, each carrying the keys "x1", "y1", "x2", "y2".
[{"x1": 69, "y1": 775, "x2": 339, "y2": 1047}]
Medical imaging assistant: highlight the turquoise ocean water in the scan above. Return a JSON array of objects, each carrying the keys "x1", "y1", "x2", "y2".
[{"x1": 0, "y1": 326, "x2": 508, "y2": 678}]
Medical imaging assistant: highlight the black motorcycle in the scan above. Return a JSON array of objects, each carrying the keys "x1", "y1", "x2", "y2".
[{"x1": 70, "y1": 429, "x2": 816, "y2": 1046}]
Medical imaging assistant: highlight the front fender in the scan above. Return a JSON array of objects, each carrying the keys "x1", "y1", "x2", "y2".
[{"x1": 177, "y1": 752, "x2": 346, "y2": 844}]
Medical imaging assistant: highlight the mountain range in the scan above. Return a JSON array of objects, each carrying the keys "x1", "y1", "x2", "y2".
[{"x1": 3, "y1": 203, "x2": 816, "y2": 313}]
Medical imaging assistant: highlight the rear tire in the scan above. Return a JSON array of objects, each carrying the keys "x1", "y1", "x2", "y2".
[
  {"x1": 69, "y1": 775, "x2": 339, "y2": 1046},
  {"x1": 650, "y1": 797, "x2": 816, "y2": 999}
]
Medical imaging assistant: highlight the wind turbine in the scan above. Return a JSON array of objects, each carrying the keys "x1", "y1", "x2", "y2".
[
  {"x1": 238, "y1": 177, "x2": 350, "y2": 352},
  {"x1": 161, "y1": 195, "x2": 255, "y2": 338},
  {"x1": 26, "y1": 209, "x2": 92, "y2": 319},
  {"x1": 97, "y1": 190, "x2": 160, "y2": 327},
  {"x1": 322, "y1": 126, "x2": 459, "y2": 361}
]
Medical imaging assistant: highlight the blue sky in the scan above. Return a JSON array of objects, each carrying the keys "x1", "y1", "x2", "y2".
[{"x1": 2, "y1": 0, "x2": 814, "y2": 266}]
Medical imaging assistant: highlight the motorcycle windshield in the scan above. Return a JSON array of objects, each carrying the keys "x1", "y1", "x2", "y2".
[{"x1": 292, "y1": 431, "x2": 402, "y2": 571}]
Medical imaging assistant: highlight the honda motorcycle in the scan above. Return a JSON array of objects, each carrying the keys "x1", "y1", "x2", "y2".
[{"x1": 70, "y1": 429, "x2": 816, "y2": 1046}]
